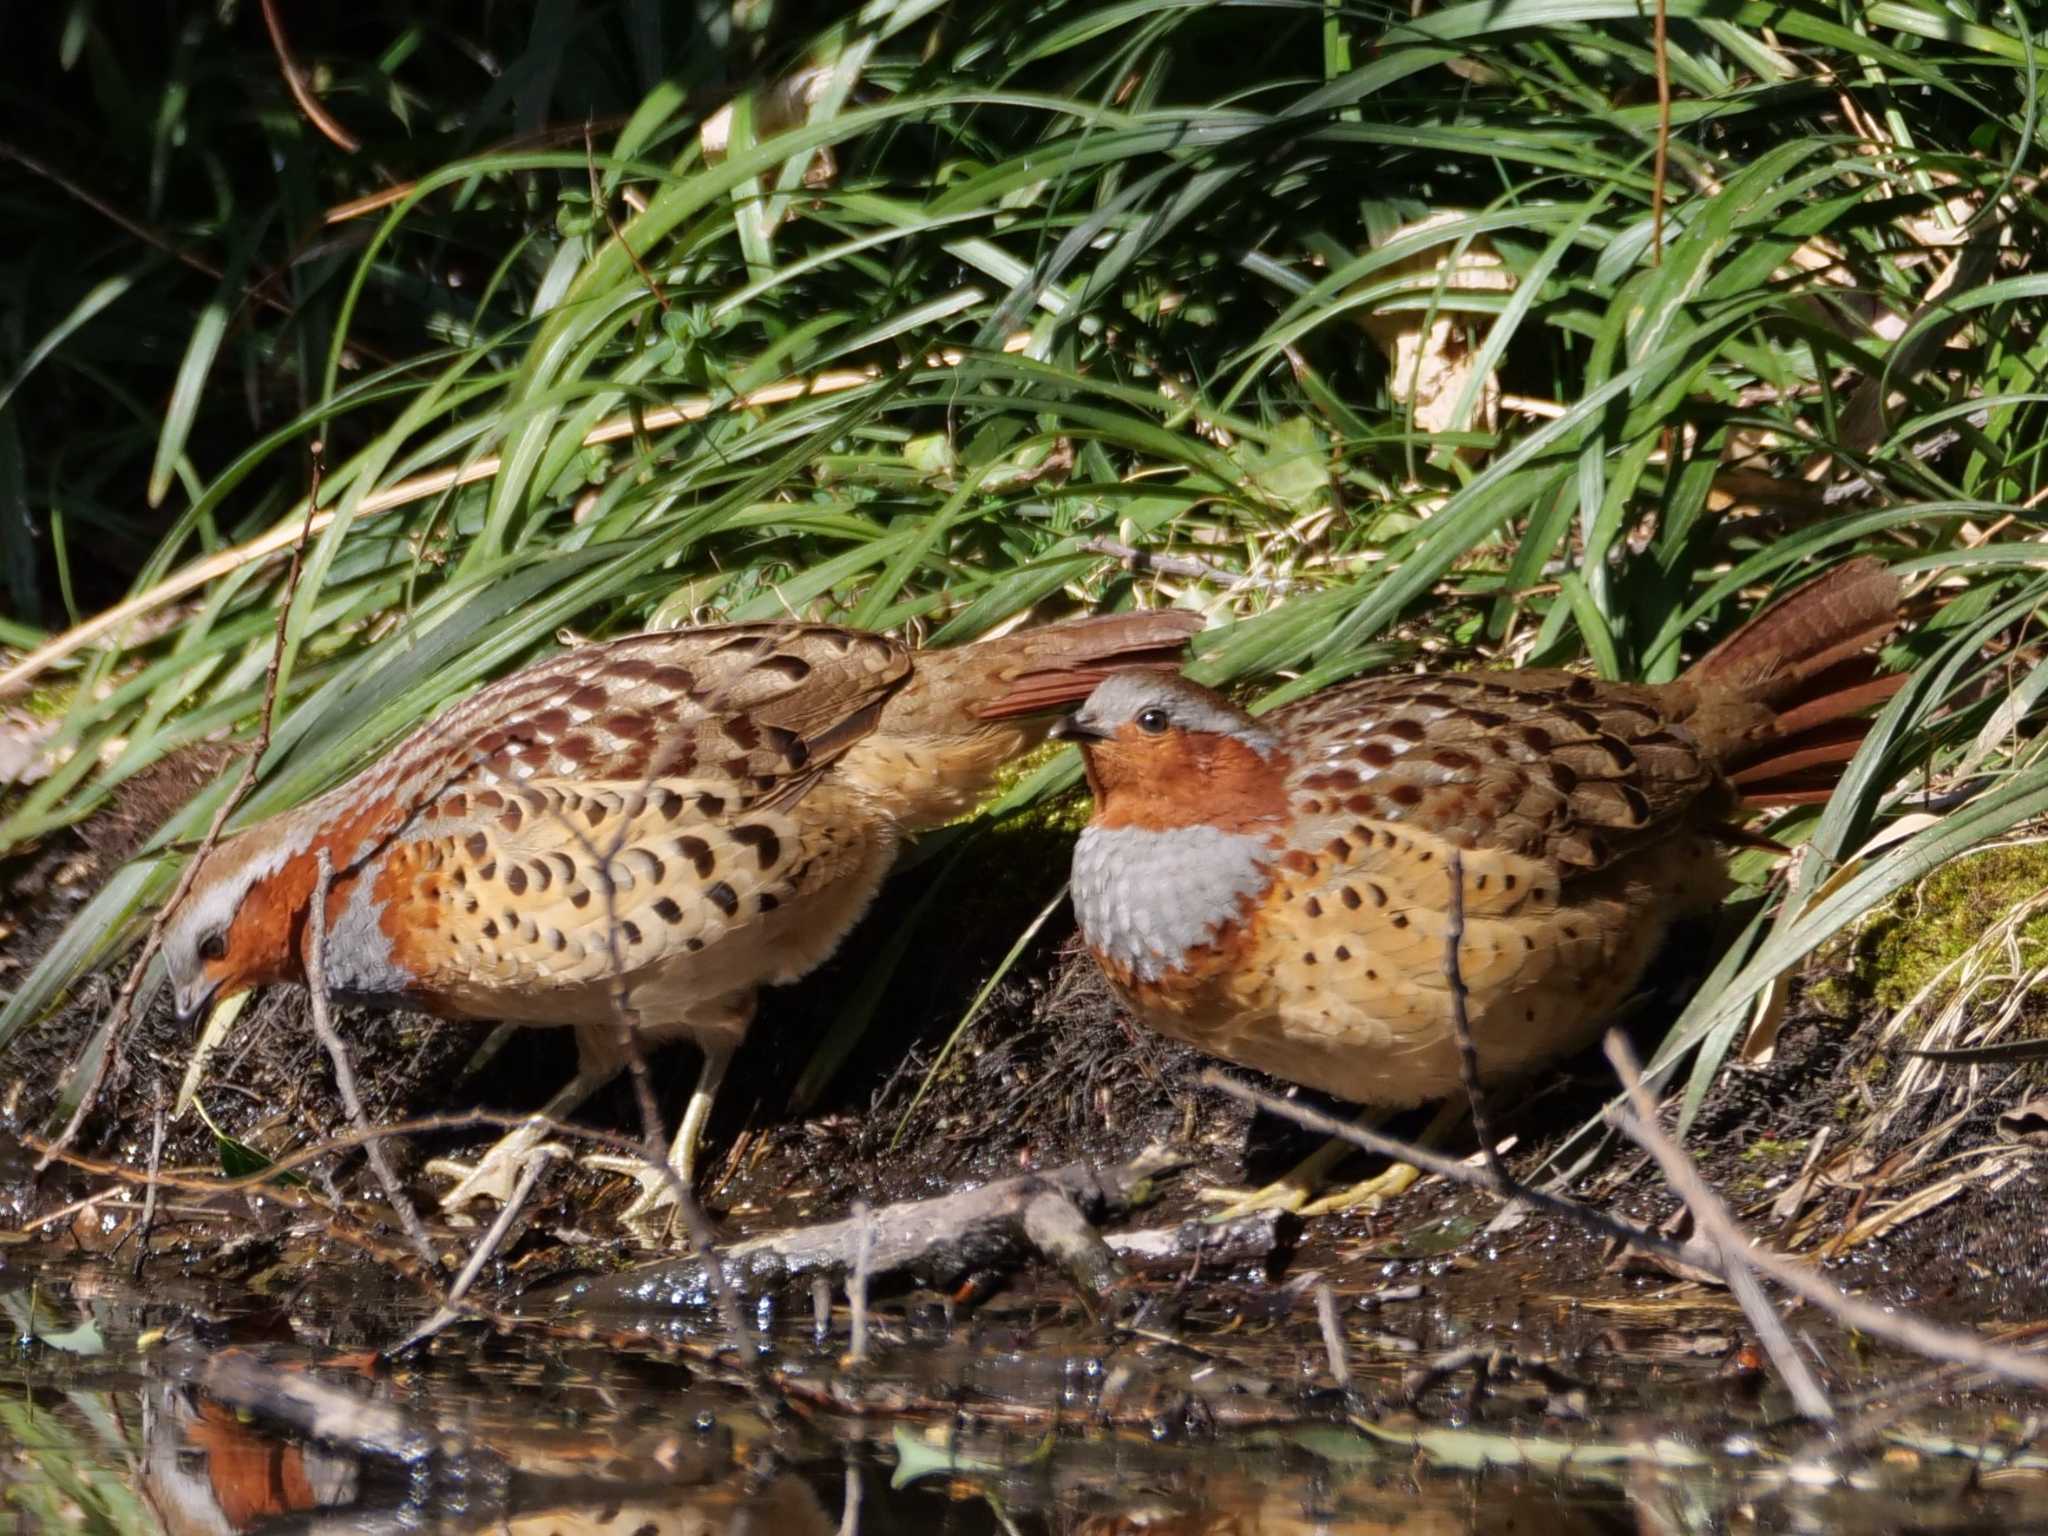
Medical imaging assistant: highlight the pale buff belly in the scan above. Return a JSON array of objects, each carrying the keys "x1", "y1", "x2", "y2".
[{"x1": 1109, "y1": 827, "x2": 1729, "y2": 1108}]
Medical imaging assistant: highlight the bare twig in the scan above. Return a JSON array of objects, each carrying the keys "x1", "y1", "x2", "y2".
[
  {"x1": 1224, "y1": 1057, "x2": 2048, "y2": 1398},
  {"x1": 258, "y1": 0, "x2": 361, "y2": 152},
  {"x1": 837, "y1": 1464, "x2": 863, "y2": 1536},
  {"x1": 393, "y1": 1148, "x2": 555, "y2": 1355},
  {"x1": 37, "y1": 443, "x2": 329, "y2": 1170},
  {"x1": 1601, "y1": 1032, "x2": 2048, "y2": 1395},
  {"x1": 847, "y1": 1200, "x2": 875, "y2": 1367},
  {"x1": 505, "y1": 733, "x2": 753, "y2": 1354},
  {"x1": 129, "y1": 1101, "x2": 166, "y2": 1279},
  {"x1": 1078, "y1": 536, "x2": 1301, "y2": 595},
  {"x1": 0, "y1": 141, "x2": 303, "y2": 324},
  {"x1": 1600, "y1": 1033, "x2": 1833, "y2": 1422},
  {"x1": 1315, "y1": 1283, "x2": 1351, "y2": 1389},
  {"x1": 307, "y1": 850, "x2": 439, "y2": 1273},
  {"x1": 584, "y1": 1154, "x2": 1164, "y2": 1313},
  {"x1": 812, "y1": 1274, "x2": 834, "y2": 1344},
  {"x1": 1200, "y1": 1071, "x2": 1723, "y2": 1272},
  {"x1": 1443, "y1": 848, "x2": 1503, "y2": 1183}
]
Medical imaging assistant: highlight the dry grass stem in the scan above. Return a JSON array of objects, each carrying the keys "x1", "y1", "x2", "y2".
[{"x1": 1600, "y1": 1031, "x2": 2048, "y2": 1394}]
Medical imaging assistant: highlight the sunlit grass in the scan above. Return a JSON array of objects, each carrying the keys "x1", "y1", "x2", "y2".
[{"x1": 2, "y1": 0, "x2": 2045, "y2": 1139}]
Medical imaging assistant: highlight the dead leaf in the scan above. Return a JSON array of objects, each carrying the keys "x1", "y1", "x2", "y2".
[{"x1": 1354, "y1": 212, "x2": 1515, "y2": 443}]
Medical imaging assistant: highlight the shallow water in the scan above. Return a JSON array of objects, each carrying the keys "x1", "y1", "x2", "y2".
[{"x1": 6, "y1": 1240, "x2": 2048, "y2": 1536}]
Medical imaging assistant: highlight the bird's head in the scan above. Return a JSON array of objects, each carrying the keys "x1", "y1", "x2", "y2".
[
  {"x1": 161, "y1": 827, "x2": 316, "y2": 1024},
  {"x1": 1052, "y1": 672, "x2": 1289, "y2": 832}
]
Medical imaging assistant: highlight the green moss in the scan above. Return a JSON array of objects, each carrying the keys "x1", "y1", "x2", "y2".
[
  {"x1": 21, "y1": 683, "x2": 71, "y2": 720},
  {"x1": 1740, "y1": 1135, "x2": 1809, "y2": 1166},
  {"x1": 1843, "y1": 843, "x2": 2048, "y2": 1014}
]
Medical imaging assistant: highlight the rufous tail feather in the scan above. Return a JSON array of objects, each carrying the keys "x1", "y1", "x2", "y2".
[{"x1": 1680, "y1": 557, "x2": 1905, "y2": 807}]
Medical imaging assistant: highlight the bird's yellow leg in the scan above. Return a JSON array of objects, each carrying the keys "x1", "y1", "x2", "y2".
[
  {"x1": 1200, "y1": 1099, "x2": 1466, "y2": 1221},
  {"x1": 583, "y1": 1040, "x2": 734, "y2": 1237}
]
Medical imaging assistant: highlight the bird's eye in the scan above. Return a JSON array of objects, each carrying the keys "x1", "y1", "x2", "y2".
[
  {"x1": 1135, "y1": 707, "x2": 1172, "y2": 735},
  {"x1": 198, "y1": 932, "x2": 228, "y2": 964}
]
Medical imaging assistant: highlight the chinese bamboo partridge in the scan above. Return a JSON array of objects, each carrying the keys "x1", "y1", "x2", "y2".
[
  {"x1": 162, "y1": 610, "x2": 1201, "y2": 1225},
  {"x1": 1055, "y1": 560, "x2": 1902, "y2": 1212}
]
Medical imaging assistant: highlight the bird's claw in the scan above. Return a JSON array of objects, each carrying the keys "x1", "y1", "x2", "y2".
[
  {"x1": 582, "y1": 1151, "x2": 692, "y2": 1237},
  {"x1": 426, "y1": 1122, "x2": 567, "y2": 1211}
]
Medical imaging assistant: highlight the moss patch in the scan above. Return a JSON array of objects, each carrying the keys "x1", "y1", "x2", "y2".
[{"x1": 1849, "y1": 841, "x2": 2048, "y2": 1014}]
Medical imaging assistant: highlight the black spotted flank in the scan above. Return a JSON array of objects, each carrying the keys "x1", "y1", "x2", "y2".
[
  {"x1": 654, "y1": 896, "x2": 684, "y2": 924},
  {"x1": 731, "y1": 823, "x2": 782, "y2": 869},
  {"x1": 705, "y1": 881, "x2": 739, "y2": 917},
  {"x1": 675, "y1": 835, "x2": 716, "y2": 878}
]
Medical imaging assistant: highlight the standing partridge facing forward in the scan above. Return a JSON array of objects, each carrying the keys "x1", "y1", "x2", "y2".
[
  {"x1": 161, "y1": 610, "x2": 1201, "y2": 1223},
  {"x1": 1054, "y1": 560, "x2": 1902, "y2": 1211}
]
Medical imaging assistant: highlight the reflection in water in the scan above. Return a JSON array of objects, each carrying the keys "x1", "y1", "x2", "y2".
[{"x1": 2, "y1": 1273, "x2": 2046, "y2": 1535}]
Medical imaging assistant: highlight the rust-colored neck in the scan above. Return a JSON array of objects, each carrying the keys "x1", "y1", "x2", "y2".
[{"x1": 1084, "y1": 730, "x2": 1290, "y2": 835}]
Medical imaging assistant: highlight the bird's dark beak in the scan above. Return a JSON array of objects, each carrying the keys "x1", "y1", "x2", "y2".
[
  {"x1": 1051, "y1": 714, "x2": 1105, "y2": 744},
  {"x1": 174, "y1": 979, "x2": 220, "y2": 1026}
]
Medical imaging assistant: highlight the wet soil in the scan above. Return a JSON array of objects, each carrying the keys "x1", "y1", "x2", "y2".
[{"x1": 6, "y1": 809, "x2": 2048, "y2": 1530}]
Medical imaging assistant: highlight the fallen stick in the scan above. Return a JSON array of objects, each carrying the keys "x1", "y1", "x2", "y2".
[
  {"x1": 1200, "y1": 1071, "x2": 1724, "y2": 1273},
  {"x1": 553, "y1": 1149, "x2": 1183, "y2": 1313},
  {"x1": 1602, "y1": 1033, "x2": 1832, "y2": 1422},
  {"x1": 392, "y1": 1147, "x2": 556, "y2": 1356}
]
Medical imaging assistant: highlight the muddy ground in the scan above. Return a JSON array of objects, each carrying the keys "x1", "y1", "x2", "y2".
[
  {"x1": 3, "y1": 788, "x2": 2043, "y2": 1331},
  {"x1": 8, "y1": 799, "x2": 2048, "y2": 1530}
]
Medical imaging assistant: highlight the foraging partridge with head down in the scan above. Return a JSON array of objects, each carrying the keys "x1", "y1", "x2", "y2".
[
  {"x1": 1054, "y1": 560, "x2": 1902, "y2": 1212},
  {"x1": 161, "y1": 610, "x2": 1201, "y2": 1224}
]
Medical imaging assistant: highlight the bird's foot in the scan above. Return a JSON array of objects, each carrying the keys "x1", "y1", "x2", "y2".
[
  {"x1": 1298, "y1": 1160, "x2": 1422, "y2": 1216},
  {"x1": 582, "y1": 1151, "x2": 696, "y2": 1242},
  {"x1": 1196, "y1": 1177, "x2": 1312, "y2": 1221},
  {"x1": 426, "y1": 1120, "x2": 567, "y2": 1211}
]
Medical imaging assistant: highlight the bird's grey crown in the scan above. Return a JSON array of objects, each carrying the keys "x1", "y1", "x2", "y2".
[
  {"x1": 1070, "y1": 672, "x2": 1278, "y2": 753},
  {"x1": 1071, "y1": 823, "x2": 1271, "y2": 981}
]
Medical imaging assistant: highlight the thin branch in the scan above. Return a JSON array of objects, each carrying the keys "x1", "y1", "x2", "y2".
[
  {"x1": 129, "y1": 1101, "x2": 166, "y2": 1279},
  {"x1": 1601, "y1": 1032, "x2": 2048, "y2": 1395},
  {"x1": 847, "y1": 1199, "x2": 875, "y2": 1367},
  {"x1": 1600, "y1": 1032, "x2": 1833, "y2": 1422},
  {"x1": 37, "y1": 442, "x2": 329, "y2": 1169},
  {"x1": 1199, "y1": 1071, "x2": 1723, "y2": 1271},
  {"x1": 0, "y1": 141, "x2": 301, "y2": 322},
  {"x1": 392, "y1": 1147, "x2": 554, "y2": 1355},
  {"x1": 1078, "y1": 537, "x2": 1301, "y2": 595},
  {"x1": 1315, "y1": 1282, "x2": 1351, "y2": 1389},
  {"x1": 306, "y1": 849, "x2": 439, "y2": 1272},
  {"x1": 1443, "y1": 848, "x2": 1503, "y2": 1183},
  {"x1": 258, "y1": 0, "x2": 361, "y2": 153}
]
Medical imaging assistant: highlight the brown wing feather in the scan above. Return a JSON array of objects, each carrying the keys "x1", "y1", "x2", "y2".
[
  {"x1": 328, "y1": 624, "x2": 911, "y2": 868},
  {"x1": 1270, "y1": 669, "x2": 1717, "y2": 875}
]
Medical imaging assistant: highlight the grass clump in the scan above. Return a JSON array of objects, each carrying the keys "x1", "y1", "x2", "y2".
[{"x1": 0, "y1": 0, "x2": 2046, "y2": 1145}]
